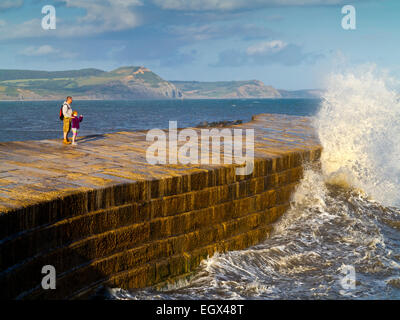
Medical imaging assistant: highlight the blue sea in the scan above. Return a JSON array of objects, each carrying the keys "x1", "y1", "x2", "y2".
[{"x1": 0, "y1": 99, "x2": 318, "y2": 142}]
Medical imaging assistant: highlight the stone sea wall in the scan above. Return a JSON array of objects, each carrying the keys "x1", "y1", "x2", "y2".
[{"x1": 0, "y1": 114, "x2": 322, "y2": 299}]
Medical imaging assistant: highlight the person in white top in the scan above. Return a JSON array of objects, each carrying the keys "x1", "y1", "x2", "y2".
[{"x1": 62, "y1": 96, "x2": 73, "y2": 144}]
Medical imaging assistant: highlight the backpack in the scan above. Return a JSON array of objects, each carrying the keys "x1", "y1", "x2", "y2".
[{"x1": 59, "y1": 104, "x2": 64, "y2": 121}]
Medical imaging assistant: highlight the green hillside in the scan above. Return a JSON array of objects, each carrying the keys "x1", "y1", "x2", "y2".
[{"x1": 0, "y1": 66, "x2": 182, "y2": 100}]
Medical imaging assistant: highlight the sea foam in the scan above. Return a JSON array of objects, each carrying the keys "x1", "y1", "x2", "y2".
[{"x1": 314, "y1": 65, "x2": 400, "y2": 207}]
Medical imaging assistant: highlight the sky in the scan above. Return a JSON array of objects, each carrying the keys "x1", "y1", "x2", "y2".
[{"x1": 0, "y1": 0, "x2": 398, "y2": 90}]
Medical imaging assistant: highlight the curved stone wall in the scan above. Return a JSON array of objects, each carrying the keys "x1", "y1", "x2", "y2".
[{"x1": 0, "y1": 114, "x2": 322, "y2": 299}]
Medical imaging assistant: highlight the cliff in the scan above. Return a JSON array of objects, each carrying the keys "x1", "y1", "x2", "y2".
[{"x1": 172, "y1": 80, "x2": 282, "y2": 99}]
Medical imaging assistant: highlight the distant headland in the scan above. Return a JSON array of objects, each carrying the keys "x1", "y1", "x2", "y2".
[{"x1": 0, "y1": 66, "x2": 323, "y2": 101}]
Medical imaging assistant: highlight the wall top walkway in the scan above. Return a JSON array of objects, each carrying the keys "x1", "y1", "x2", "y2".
[{"x1": 0, "y1": 113, "x2": 321, "y2": 214}]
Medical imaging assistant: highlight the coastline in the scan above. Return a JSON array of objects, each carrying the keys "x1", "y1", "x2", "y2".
[{"x1": 0, "y1": 97, "x2": 321, "y2": 102}]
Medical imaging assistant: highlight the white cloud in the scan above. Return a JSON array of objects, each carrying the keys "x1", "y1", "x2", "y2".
[
  {"x1": 246, "y1": 40, "x2": 287, "y2": 55},
  {"x1": 0, "y1": 0, "x2": 23, "y2": 11},
  {"x1": 213, "y1": 39, "x2": 324, "y2": 67},
  {"x1": 62, "y1": 0, "x2": 143, "y2": 33},
  {"x1": 0, "y1": 0, "x2": 144, "y2": 40},
  {"x1": 19, "y1": 45, "x2": 77, "y2": 58},
  {"x1": 152, "y1": 0, "x2": 351, "y2": 11},
  {"x1": 20, "y1": 45, "x2": 59, "y2": 56},
  {"x1": 0, "y1": 19, "x2": 46, "y2": 40},
  {"x1": 0, "y1": 0, "x2": 353, "y2": 42},
  {"x1": 167, "y1": 23, "x2": 275, "y2": 42}
]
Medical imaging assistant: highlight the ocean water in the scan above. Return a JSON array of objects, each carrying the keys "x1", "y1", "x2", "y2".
[
  {"x1": 0, "y1": 98, "x2": 317, "y2": 143},
  {"x1": 110, "y1": 177, "x2": 400, "y2": 300}
]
